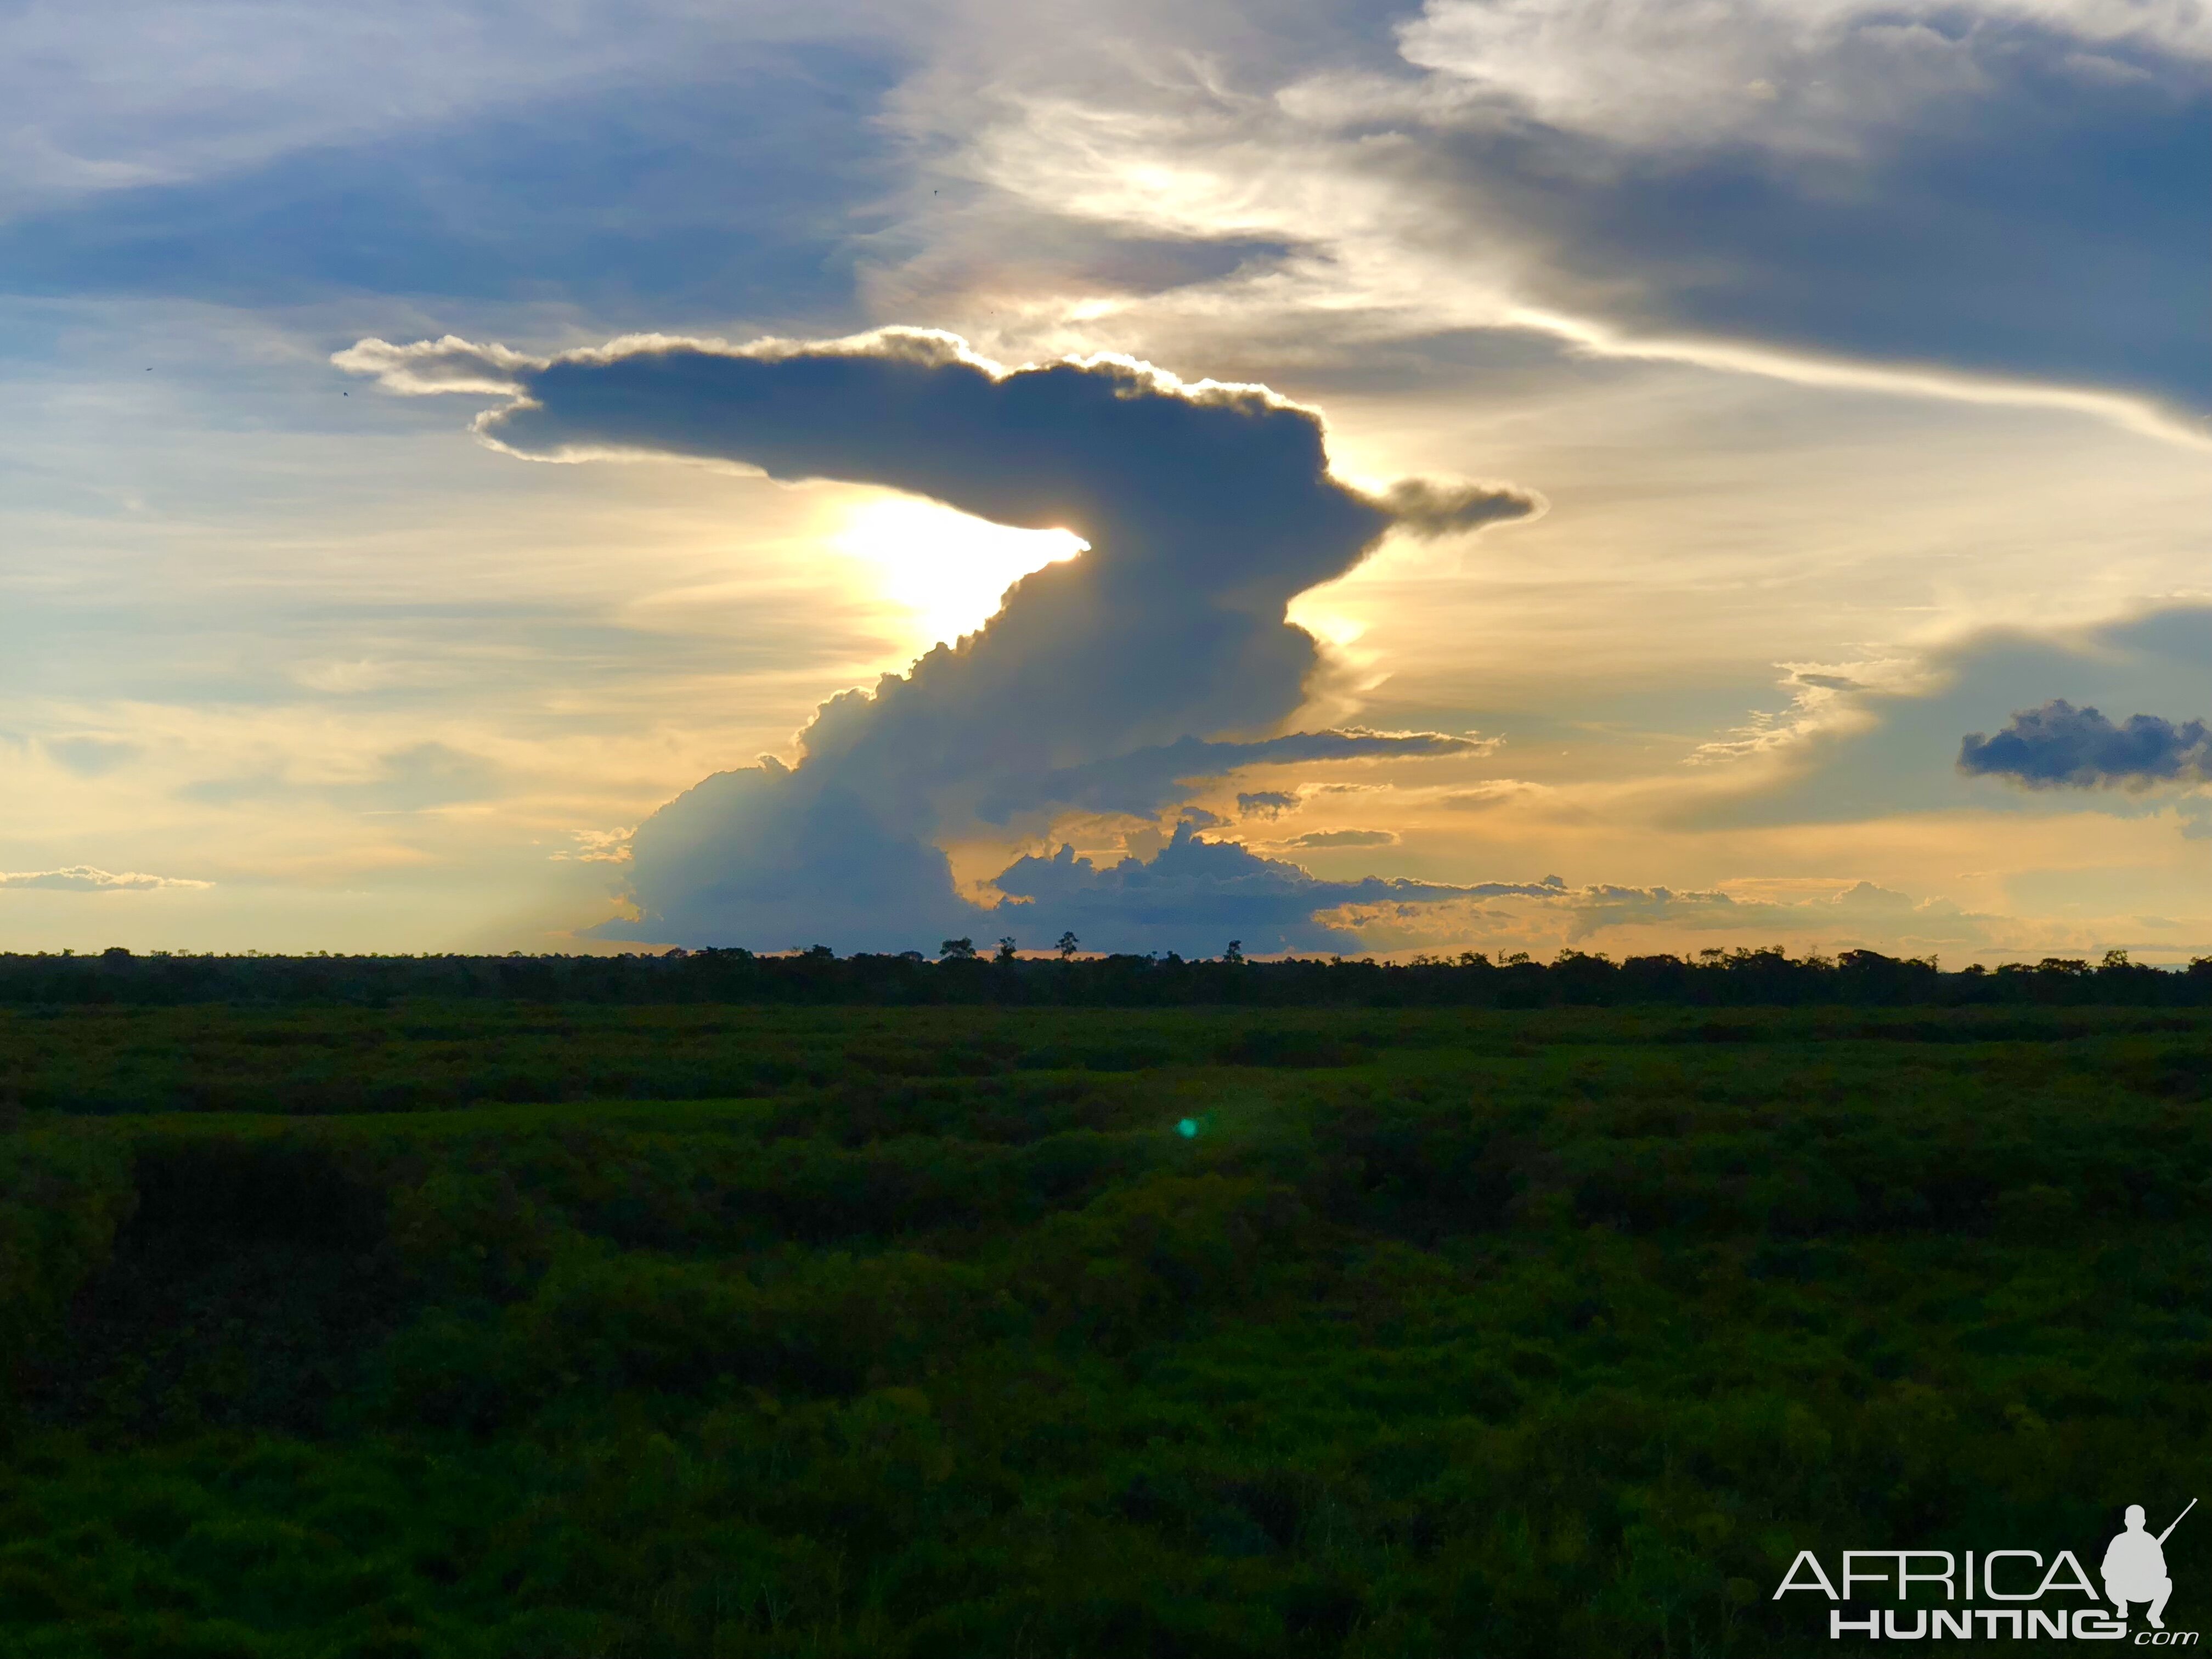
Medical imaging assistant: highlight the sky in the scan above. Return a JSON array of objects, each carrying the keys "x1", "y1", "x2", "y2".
[{"x1": 3, "y1": 0, "x2": 2208, "y2": 962}]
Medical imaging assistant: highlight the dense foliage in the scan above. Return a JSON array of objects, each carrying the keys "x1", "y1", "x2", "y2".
[
  {"x1": 3, "y1": 1003, "x2": 2209, "y2": 1655},
  {"x1": 5, "y1": 943, "x2": 2212, "y2": 1009}
]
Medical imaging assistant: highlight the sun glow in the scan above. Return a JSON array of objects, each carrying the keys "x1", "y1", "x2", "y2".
[{"x1": 832, "y1": 497, "x2": 1088, "y2": 650}]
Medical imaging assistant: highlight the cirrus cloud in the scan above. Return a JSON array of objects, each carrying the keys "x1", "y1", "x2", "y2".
[
  {"x1": 1280, "y1": 827, "x2": 1397, "y2": 849},
  {"x1": 0, "y1": 865, "x2": 210, "y2": 892}
]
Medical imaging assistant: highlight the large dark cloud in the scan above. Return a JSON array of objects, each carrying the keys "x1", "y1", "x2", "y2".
[
  {"x1": 1432, "y1": 16, "x2": 2212, "y2": 415},
  {"x1": 1960, "y1": 699, "x2": 2212, "y2": 789},
  {"x1": 974, "y1": 0, "x2": 2211, "y2": 424},
  {"x1": 343, "y1": 328, "x2": 1534, "y2": 950}
]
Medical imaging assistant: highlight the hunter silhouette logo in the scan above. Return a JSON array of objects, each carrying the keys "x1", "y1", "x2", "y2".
[{"x1": 2107, "y1": 1500, "x2": 2193, "y2": 1630}]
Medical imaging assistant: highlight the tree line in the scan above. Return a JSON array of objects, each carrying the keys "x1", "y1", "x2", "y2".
[{"x1": 2, "y1": 942, "x2": 2207, "y2": 1007}]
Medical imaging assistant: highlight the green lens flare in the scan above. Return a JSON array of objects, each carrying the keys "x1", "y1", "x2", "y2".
[{"x1": 1176, "y1": 1118, "x2": 1199, "y2": 1138}]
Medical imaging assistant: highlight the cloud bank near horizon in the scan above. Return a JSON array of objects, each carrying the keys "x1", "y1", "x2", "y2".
[
  {"x1": 991, "y1": 824, "x2": 1561, "y2": 955},
  {"x1": 343, "y1": 328, "x2": 1536, "y2": 951},
  {"x1": 0, "y1": 866, "x2": 211, "y2": 893}
]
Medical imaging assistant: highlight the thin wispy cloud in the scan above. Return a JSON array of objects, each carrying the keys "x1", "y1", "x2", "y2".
[
  {"x1": 0, "y1": 865, "x2": 209, "y2": 892},
  {"x1": 1280, "y1": 828, "x2": 1397, "y2": 849},
  {"x1": 182, "y1": 742, "x2": 504, "y2": 813}
]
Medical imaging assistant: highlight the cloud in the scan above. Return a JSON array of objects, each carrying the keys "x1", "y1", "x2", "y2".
[
  {"x1": 1282, "y1": 827, "x2": 1397, "y2": 848},
  {"x1": 347, "y1": 328, "x2": 1534, "y2": 951},
  {"x1": 1295, "y1": 865, "x2": 2044, "y2": 958},
  {"x1": 329, "y1": 335, "x2": 541, "y2": 398},
  {"x1": 183, "y1": 742, "x2": 504, "y2": 812},
  {"x1": 551, "y1": 826, "x2": 635, "y2": 864},
  {"x1": 1960, "y1": 698, "x2": 2212, "y2": 789},
  {"x1": 1376, "y1": 476, "x2": 1544, "y2": 539},
  {"x1": 1553, "y1": 878, "x2": 1985, "y2": 945},
  {"x1": 6, "y1": 0, "x2": 2199, "y2": 442},
  {"x1": 1688, "y1": 605, "x2": 2212, "y2": 830},
  {"x1": 1236, "y1": 789, "x2": 1300, "y2": 819},
  {"x1": 43, "y1": 736, "x2": 141, "y2": 777},
  {"x1": 1233, "y1": 781, "x2": 1390, "y2": 820},
  {"x1": 1435, "y1": 780, "x2": 1542, "y2": 811},
  {"x1": 0, "y1": 6, "x2": 921, "y2": 328},
  {"x1": 1396, "y1": 0, "x2": 2212, "y2": 153},
  {"x1": 0, "y1": 865, "x2": 210, "y2": 892},
  {"x1": 937, "y1": 0, "x2": 2208, "y2": 435},
  {"x1": 1831, "y1": 879, "x2": 1916, "y2": 913},
  {"x1": 974, "y1": 728, "x2": 1496, "y2": 821},
  {"x1": 993, "y1": 822, "x2": 1558, "y2": 955}
]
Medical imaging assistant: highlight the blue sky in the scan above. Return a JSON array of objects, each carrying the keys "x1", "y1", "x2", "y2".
[{"x1": 3, "y1": 0, "x2": 2208, "y2": 960}]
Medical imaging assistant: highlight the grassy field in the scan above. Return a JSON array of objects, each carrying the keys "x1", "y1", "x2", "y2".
[{"x1": 3, "y1": 1002, "x2": 2209, "y2": 1656}]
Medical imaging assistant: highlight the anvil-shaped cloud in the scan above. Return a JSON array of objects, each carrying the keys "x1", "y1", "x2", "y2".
[{"x1": 341, "y1": 329, "x2": 1537, "y2": 952}]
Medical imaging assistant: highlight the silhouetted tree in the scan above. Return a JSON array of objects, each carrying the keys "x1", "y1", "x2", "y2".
[
  {"x1": 3, "y1": 941, "x2": 2207, "y2": 1010},
  {"x1": 995, "y1": 937, "x2": 1019, "y2": 964}
]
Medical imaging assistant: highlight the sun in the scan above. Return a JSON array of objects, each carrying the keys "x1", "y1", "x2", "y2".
[{"x1": 832, "y1": 496, "x2": 1087, "y2": 649}]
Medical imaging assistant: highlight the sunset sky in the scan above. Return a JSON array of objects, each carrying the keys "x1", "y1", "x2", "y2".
[{"x1": 4, "y1": 0, "x2": 2207, "y2": 960}]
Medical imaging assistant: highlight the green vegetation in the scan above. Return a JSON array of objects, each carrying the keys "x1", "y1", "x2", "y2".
[
  {"x1": 8, "y1": 942, "x2": 2212, "y2": 1010},
  {"x1": 4, "y1": 1002, "x2": 2210, "y2": 1655}
]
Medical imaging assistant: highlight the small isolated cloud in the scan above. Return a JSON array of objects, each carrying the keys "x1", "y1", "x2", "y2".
[
  {"x1": 1237, "y1": 790, "x2": 1301, "y2": 820},
  {"x1": 1682, "y1": 610, "x2": 2212, "y2": 832},
  {"x1": 552, "y1": 827, "x2": 635, "y2": 864},
  {"x1": 1960, "y1": 699, "x2": 2212, "y2": 789},
  {"x1": 0, "y1": 865, "x2": 210, "y2": 892},
  {"x1": 1282, "y1": 828, "x2": 1397, "y2": 849}
]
